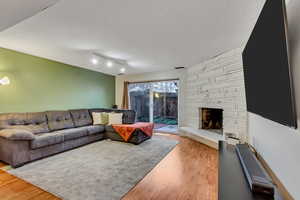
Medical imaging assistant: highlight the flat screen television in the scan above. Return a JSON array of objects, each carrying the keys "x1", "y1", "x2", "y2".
[{"x1": 242, "y1": 0, "x2": 297, "y2": 128}]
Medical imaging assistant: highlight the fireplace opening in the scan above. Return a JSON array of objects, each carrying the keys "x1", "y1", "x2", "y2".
[{"x1": 200, "y1": 108, "x2": 223, "y2": 134}]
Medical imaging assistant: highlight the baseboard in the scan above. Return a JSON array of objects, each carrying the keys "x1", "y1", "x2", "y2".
[{"x1": 257, "y1": 154, "x2": 294, "y2": 200}]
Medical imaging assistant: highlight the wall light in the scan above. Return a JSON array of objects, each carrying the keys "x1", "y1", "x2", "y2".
[{"x1": 0, "y1": 76, "x2": 10, "y2": 85}]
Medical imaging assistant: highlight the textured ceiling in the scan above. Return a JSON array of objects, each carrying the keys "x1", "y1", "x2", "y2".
[{"x1": 0, "y1": 0, "x2": 265, "y2": 75}]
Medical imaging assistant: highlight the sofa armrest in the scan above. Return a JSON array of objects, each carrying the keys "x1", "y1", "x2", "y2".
[{"x1": 0, "y1": 129, "x2": 35, "y2": 141}]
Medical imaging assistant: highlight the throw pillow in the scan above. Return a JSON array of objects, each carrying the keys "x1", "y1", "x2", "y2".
[
  {"x1": 108, "y1": 113, "x2": 123, "y2": 125},
  {"x1": 92, "y1": 112, "x2": 109, "y2": 125}
]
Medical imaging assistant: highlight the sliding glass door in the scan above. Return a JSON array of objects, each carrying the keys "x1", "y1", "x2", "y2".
[
  {"x1": 128, "y1": 80, "x2": 178, "y2": 132},
  {"x1": 128, "y1": 85, "x2": 150, "y2": 122}
]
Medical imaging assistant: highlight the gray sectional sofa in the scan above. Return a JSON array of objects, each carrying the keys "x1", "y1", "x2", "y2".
[{"x1": 0, "y1": 108, "x2": 151, "y2": 168}]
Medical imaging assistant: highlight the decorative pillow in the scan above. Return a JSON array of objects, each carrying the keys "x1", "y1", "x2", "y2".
[
  {"x1": 108, "y1": 113, "x2": 123, "y2": 125},
  {"x1": 92, "y1": 112, "x2": 109, "y2": 125}
]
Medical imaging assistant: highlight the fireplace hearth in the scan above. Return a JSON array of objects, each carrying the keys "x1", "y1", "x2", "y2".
[{"x1": 199, "y1": 107, "x2": 223, "y2": 134}]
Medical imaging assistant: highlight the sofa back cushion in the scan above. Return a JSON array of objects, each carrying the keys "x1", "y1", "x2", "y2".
[
  {"x1": 46, "y1": 111, "x2": 75, "y2": 131},
  {"x1": 89, "y1": 108, "x2": 136, "y2": 124},
  {"x1": 69, "y1": 109, "x2": 92, "y2": 127},
  {"x1": 0, "y1": 113, "x2": 27, "y2": 129},
  {"x1": 25, "y1": 112, "x2": 50, "y2": 133},
  {"x1": 0, "y1": 112, "x2": 50, "y2": 134},
  {"x1": 114, "y1": 109, "x2": 136, "y2": 124}
]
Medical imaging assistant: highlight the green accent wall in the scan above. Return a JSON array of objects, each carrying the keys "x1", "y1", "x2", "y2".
[{"x1": 0, "y1": 48, "x2": 115, "y2": 113}]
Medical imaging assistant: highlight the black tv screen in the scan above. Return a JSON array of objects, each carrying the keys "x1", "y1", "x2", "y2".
[{"x1": 242, "y1": 0, "x2": 297, "y2": 128}]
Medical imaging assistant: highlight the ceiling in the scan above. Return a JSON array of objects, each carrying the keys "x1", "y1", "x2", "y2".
[
  {"x1": 0, "y1": 0, "x2": 59, "y2": 31},
  {"x1": 0, "y1": 0, "x2": 265, "y2": 75}
]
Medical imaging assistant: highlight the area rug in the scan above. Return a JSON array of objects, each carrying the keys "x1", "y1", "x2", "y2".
[{"x1": 8, "y1": 135, "x2": 178, "y2": 200}]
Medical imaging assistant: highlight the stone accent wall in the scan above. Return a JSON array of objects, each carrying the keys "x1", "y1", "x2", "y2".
[{"x1": 183, "y1": 48, "x2": 248, "y2": 142}]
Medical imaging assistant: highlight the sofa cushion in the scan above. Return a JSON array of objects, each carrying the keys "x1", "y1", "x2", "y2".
[
  {"x1": 0, "y1": 113, "x2": 27, "y2": 129},
  {"x1": 69, "y1": 109, "x2": 92, "y2": 127},
  {"x1": 0, "y1": 129, "x2": 35, "y2": 141},
  {"x1": 108, "y1": 113, "x2": 123, "y2": 125},
  {"x1": 116, "y1": 110, "x2": 136, "y2": 124},
  {"x1": 46, "y1": 111, "x2": 75, "y2": 131},
  {"x1": 26, "y1": 112, "x2": 50, "y2": 133},
  {"x1": 105, "y1": 125, "x2": 115, "y2": 132},
  {"x1": 0, "y1": 112, "x2": 49, "y2": 134},
  {"x1": 31, "y1": 132, "x2": 64, "y2": 149},
  {"x1": 85, "y1": 125, "x2": 105, "y2": 135},
  {"x1": 55, "y1": 127, "x2": 88, "y2": 141},
  {"x1": 89, "y1": 109, "x2": 136, "y2": 124},
  {"x1": 92, "y1": 112, "x2": 109, "y2": 125},
  {"x1": 88, "y1": 108, "x2": 112, "y2": 115}
]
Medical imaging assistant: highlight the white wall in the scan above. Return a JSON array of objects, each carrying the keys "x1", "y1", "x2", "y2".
[
  {"x1": 248, "y1": 113, "x2": 300, "y2": 198},
  {"x1": 183, "y1": 48, "x2": 248, "y2": 141},
  {"x1": 115, "y1": 69, "x2": 186, "y2": 125},
  {"x1": 248, "y1": 1, "x2": 300, "y2": 199}
]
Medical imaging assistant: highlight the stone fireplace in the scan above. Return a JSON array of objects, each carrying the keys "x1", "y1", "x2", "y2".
[{"x1": 199, "y1": 108, "x2": 223, "y2": 134}]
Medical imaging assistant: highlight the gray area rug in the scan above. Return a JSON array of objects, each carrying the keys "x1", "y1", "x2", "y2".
[{"x1": 8, "y1": 135, "x2": 178, "y2": 200}]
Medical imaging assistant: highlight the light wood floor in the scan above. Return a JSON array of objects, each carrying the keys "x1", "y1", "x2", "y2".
[{"x1": 0, "y1": 134, "x2": 218, "y2": 200}]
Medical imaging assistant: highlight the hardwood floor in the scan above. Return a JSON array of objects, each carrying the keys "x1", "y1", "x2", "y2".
[
  {"x1": 0, "y1": 162, "x2": 6, "y2": 168},
  {"x1": 0, "y1": 170, "x2": 59, "y2": 200},
  {"x1": 122, "y1": 134, "x2": 218, "y2": 200},
  {"x1": 0, "y1": 134, "x2": 218, "y2": 200}
]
